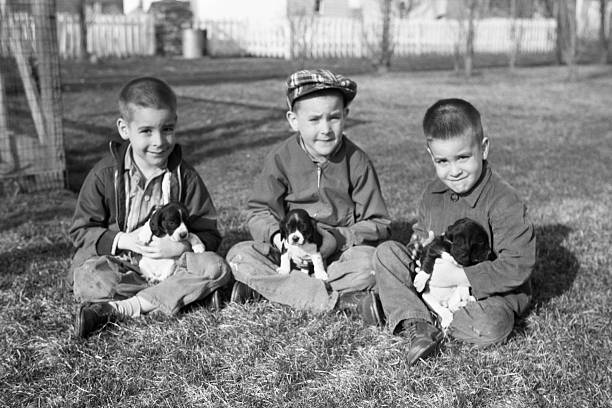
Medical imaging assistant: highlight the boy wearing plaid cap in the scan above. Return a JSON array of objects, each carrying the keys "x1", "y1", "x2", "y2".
[{"x1": 226, "y1": 69, "x2": 391, "y2": 315}]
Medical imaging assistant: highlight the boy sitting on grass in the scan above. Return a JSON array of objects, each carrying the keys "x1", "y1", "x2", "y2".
[
  {"x1": 69, "y1": 76, "x2": 231, "y2": 338},
  {"x1": 226, "y1": 69, "x2": 391, "y2": 315},
  {"x1": 372, "y1": 98, "x2": 535, "y2": 365}
]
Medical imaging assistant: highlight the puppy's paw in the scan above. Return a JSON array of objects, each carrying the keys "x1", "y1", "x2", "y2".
[
  {"x1": 277, "y1": 266, "x2": 290, "y2": 275},
  {"x1": 413, "y1": 271, "x2": 430, "y2": 293},
  {"x1": 438, "y1": 309, "x2": 454, "y2": 329},
  {"x1": 192, "y1": 244, "x2": 205, "y2": 254},
  {"x1": 314, "y1": 270, "x2": 328, "y2": 280}
]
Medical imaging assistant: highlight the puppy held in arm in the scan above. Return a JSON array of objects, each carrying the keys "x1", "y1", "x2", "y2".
[
  {"x1": 414, "y1": 218, "x2": 491, "y2": 329},
  {"x1": 276, "y1": 209, "x2": 328, "y2": 280},
  {"x1": 137, "y1": 202, "x2": 205, "y2": 283}
]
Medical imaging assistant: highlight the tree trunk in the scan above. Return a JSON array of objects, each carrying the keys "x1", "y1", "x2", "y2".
[
  {"x1": 556, "y1": 0, "x2": 578, "y2": 79},
  {"x1": 599, "y1": 0, "x2": 608, "y2": 64},
  {"x1": 378, "y1": 0, "x2": 393, "y2": 71},
  {"x1": 567, "y1": 0, "x2": 578, "y2": 80},
  {"x1": 509, "y1": 0, "x2": 518, "y2": 70},
  {"x1": 78, "y1": 0, "x2": 88, "y2": 61},
  {"x1": 464, "y1": 0, "x2": 477, "y2": 77},
  {"x1": 555, "y1": 0, "x2": 563, "y2": 64}
]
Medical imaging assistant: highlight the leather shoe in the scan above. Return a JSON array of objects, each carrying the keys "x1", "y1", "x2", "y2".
[
  {"x1": 230, "y1": 281, "x2": 261, "y2": 303},
  {"x1": 75, "y1": 301, "x2": 118, "y2": 338},
  {"x1": 204, "y1": 290, "x2": 222, "y2": 311},
  {"x1": 399, "y1": 319, "x2": 443, "y2": 365},
  {"x1": 357, "y1": 291, "x2": 385, "y2": 327},
  {"x1": 337, "y1": 291, "x2": 385, "y2": 327}
]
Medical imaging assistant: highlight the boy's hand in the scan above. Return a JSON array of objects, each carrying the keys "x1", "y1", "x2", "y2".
[
  {"x1": 429, "y1": 253, "x2": 470, "y2": 288},
  {"x1": 117, "y1": 231, "x2": 148, "y2": 254},
  {"x1": 141, "y1": 239, "x2": 190, "y2": 259},
  {"x1": 408, "y1": 230, "x2": 435, "y2": 260}
]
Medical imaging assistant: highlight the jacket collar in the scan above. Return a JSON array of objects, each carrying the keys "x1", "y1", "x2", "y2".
[
  {"x1": 431, "y1": 161, "x2": 491, "y2": 208},
  {"x1": 296, "y1": 133, "x2": 345, "y2": 166}
]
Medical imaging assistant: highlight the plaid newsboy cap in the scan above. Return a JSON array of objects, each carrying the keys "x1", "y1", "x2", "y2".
[{"x1": 286, "y1": 69, "x2": 357, "y2": 108}]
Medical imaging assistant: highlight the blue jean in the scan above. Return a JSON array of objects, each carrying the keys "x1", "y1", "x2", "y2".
[
  {"x1": 373, "y1": 241, "x2": 531, "y2": 346},
  {"x1": 226, "y1": 241, "x2": 376, "y2": 313},
  {"x1": 73, "y1": 251, "x2": 232, "y2": 315}
]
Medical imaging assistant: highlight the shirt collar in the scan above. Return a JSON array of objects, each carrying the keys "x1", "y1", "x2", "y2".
[
  {"x1": 123, "y1": 145, "x2": 166, "y2": 188},
  {"x1": 431, "y1": 161, "x2": 492, "y2": 208}
]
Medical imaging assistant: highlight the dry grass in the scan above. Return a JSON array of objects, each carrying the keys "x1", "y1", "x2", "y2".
[{"x1": 1, "y1": 62, "x2": 611, "y2": 407}]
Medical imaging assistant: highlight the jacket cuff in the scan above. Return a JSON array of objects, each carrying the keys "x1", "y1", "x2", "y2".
[{"x1": 96, "y1": 230, "x2": 118, "y2": 256}]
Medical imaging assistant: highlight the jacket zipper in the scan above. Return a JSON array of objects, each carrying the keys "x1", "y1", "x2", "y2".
[{"x1": 317, "y1": 165, "x2": 321, "y2": 189}]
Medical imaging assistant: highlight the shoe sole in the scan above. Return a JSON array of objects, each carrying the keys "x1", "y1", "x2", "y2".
[
  {"x1": 75, "y1": 303, "x2": 88, "y2": 338},
  {"x1": 370, "y1": 292, "x2": 385, "y2": 327},
  {"x1": 230, "y1": 282, "x2": 243, "y2": 303},
  {"x1": 407, "y1": 340, "x2": 440, "y2": 366},
  {"x1": 207, "y1": 290, "x2": 222, "y2": 311}
]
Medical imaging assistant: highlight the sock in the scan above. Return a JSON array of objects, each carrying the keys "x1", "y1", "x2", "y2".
[{"x1": 109, "y1": 296, "x2": 142, "y2": 318}]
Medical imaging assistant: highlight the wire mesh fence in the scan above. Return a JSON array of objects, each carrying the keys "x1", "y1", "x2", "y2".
[{"x1": 0, "y1": 0, "x2": 65, "y2": 195}]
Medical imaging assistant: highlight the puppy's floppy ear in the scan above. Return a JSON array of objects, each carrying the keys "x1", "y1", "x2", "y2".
[
  {"x1": 176, "y1": 202, "x2": 190, "y2": 226},
  {"x1": 149, "y1": 207, "x2": 164, "y2": 237},
  {"x1": 310, "y1": 217, "x2": 322, "y2": 248},
  {"x1": 279, "y1": 213, "x2": 288, "y2": 240}
]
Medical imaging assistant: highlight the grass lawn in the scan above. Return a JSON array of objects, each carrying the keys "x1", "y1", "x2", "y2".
[{"x1": 1, "y1": 61, "x2": 611, "y2": 407}]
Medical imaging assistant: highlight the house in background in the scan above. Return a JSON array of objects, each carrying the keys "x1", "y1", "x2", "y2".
[
  {"x1": 185, "y1": 0, "x2": 448, "y2": 23},
  {"x1": 57, "y1": 0, "x2": 123, "y2": 14}
]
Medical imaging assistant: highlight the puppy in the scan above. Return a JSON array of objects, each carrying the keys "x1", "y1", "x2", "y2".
[
  {"x1": 414, "y1": 218, "x2": 491, "y2": 328},
  {"x1": 276, "y1": 209, "x2": 328, "y2": 280},
  {"x1": 137, "y1": 202, "x2": 205, "y2": 283}
]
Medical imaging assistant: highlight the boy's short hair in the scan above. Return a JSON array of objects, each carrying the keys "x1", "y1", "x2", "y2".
[
  {"x1": 286, "y1": 69, "x2": 357, "y2": 110},
  {"x1": 423, "y1": 98, "x2": 483, "y2": 143},
  {"x1": 118, "y1": 76, "x2": 177, "y2": 120}
]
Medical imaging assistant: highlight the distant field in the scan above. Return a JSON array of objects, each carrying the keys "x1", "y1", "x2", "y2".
[{"x1": 1, "y1": 62, "x2": 611, "y2": 407}]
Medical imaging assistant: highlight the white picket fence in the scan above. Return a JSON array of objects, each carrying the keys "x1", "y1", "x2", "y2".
[
  {"x1": 200, "y1": 17, "x2": 557, "y2": 59},
  {"x1": 57, "y1": 13, "x2": 155, "y2": 59}
]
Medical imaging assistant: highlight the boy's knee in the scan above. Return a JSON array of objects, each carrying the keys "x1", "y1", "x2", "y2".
[
  {"x1": 449, "y1": 299, "x2": 514, "y2": 346},
  {"x1": 373, "y1": 241, "x2": 405, "y2": 268},
  {"x1": 72, "y1": 256, "x2": 117, "y2": 301},
  {"x1": 226, "y1": 240, "x2": 257, "y2": 262},
  {"x1": 183, "y1": 252, "x2": 232, "y2": 283}
]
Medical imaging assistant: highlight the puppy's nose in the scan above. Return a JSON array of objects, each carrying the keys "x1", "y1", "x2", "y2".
[
  {"x1": 291, "y1": 236, "x2": 300, "y2": 243},
  {"x1": 179, "y1": 231, "x2": 188, "y2": 239}
]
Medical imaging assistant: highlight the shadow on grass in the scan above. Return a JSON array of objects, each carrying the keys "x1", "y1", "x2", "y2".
[
  {"x1": 0, "y1": 243, "x2": 73, "y2": 287},
  {"x1": 0, "y1": 208, "x2": 74, "y2": 232},
  {"x1": 530, "y1": 224, "x2": 578, "y2": 308}
]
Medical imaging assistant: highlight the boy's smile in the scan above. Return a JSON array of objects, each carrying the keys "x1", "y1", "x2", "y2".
[
  {"x1": 117, "y1": 105, "x2": 177, "y2": 175},
  {"x1": 286, "y1": 93, "x2": 348, "y2": 161},
  {"x1": 427, "y1": 132, "x2": 489, "y2": 195}
]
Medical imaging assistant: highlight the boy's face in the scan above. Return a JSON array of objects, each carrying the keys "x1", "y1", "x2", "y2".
[
  {"x1": 117, "y1": 105, "x2": 177, "y2": 173},
  {"x1": 286, "y1": 92, "x2": 348, "y2": 161},
  {"x1": 427, "y1": 131, "x2": 489, "y2": 194}
]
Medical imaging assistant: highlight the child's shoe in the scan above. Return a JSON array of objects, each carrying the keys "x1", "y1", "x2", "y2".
[
  {"x1": 398, "y1": 319, "x2": 443, "y2": 365},
  {"x1": 230, "y1": 281, "x2": 261, "y2": 303},
  {"x1": 335, "y1": 291, "x2": 385, "y2": 327},
  {"x1": 204, "y1": 289, "x2": 222, "y2": 311},
  {"x1": 75, "y1": 301, "x2": 119, "y2": 338},
  {"x1": 358, "y1": 291, "x2": 386, "y2": 327}
]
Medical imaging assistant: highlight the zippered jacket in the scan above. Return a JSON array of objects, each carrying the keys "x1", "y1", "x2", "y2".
[
  {"x1": 69, "y1": 141, "x2": 221, "y2": 275},
  {"x1": 247, "y1": 134, "x2": 391, "y2": 252}
]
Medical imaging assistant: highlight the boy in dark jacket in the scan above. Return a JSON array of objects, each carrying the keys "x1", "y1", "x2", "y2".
[
  {"x1": 70, "y1": 77, "x2": 231, "y2": 338},
  {"x1": 226, "y1": 69, "x2": 391, "y2": 313},
  {"x1": 373, "y1": 98, "x2": 535, "y2": 365}
]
